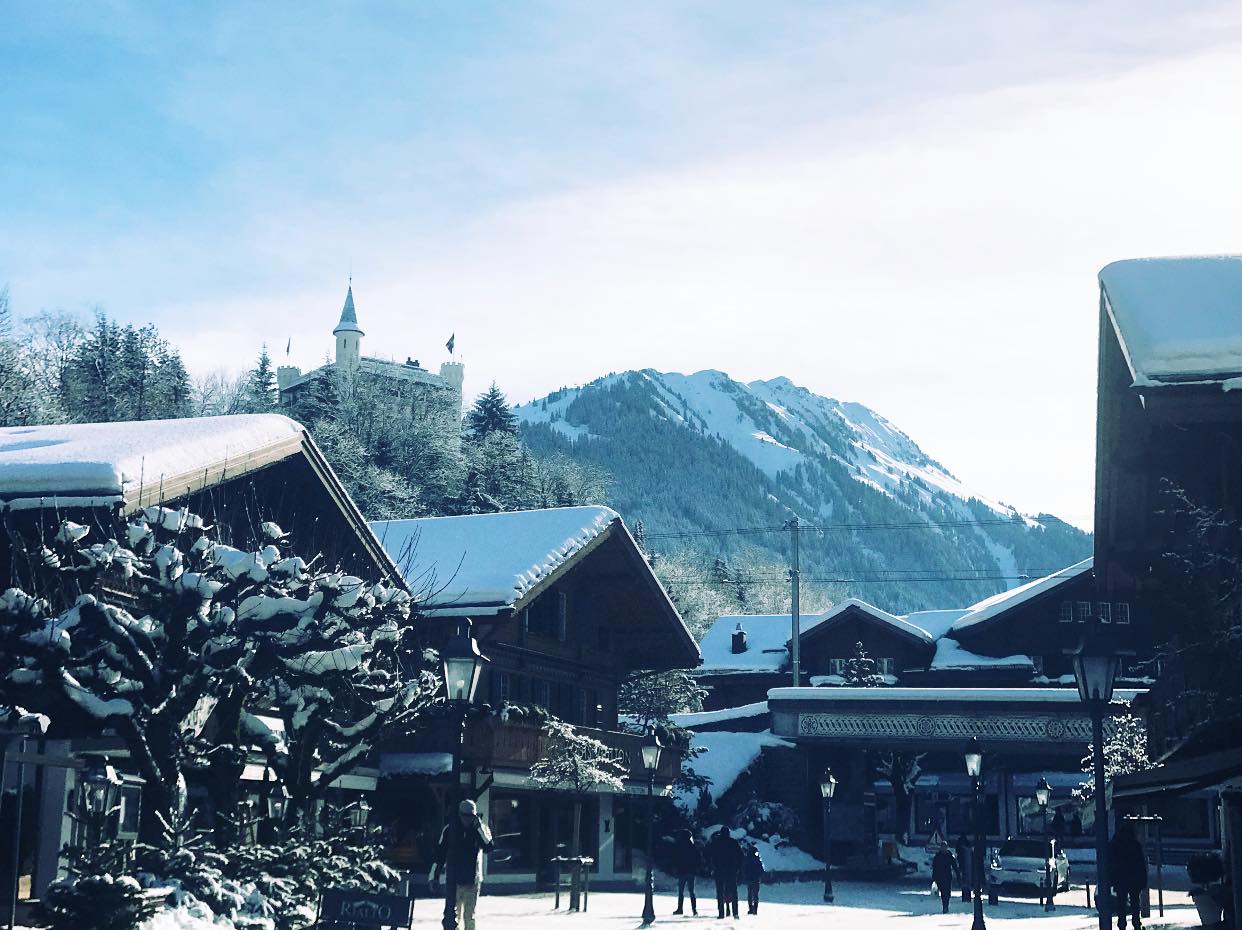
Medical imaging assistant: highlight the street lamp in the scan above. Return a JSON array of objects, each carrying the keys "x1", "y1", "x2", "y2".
[
  {"x1": 964, "y1": 738, "x2": 986, "y2": 930},
  {"x1": 1035, "y1": 776, "x2": 1053, "y2": 911},
  {"x1": 80, "y1": 754, "x2": 123, "y2": 826},
  {"x1": 440, "y1": 619, "x2": 488, "y2": 930},
  {"x1": 819, "y1": 767, "x2": 837, "y2": 903},
  {"x1": 1070, "y1": 620, "x2": 1119, "y2": 930},
  {"x1": 640, "y1": 727, "x2": 663, "y2": 927},
  {"x1": 350, "y1": 797, "x2": 371, "y2": 829}
]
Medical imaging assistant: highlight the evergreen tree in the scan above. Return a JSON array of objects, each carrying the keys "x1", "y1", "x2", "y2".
[
  {"x1": 618, "y1": 670, "x2": 706, "y2": 729},
  {"x1": 244, "y1": 345, "x2": 278, "y2": 412},
  {"x1": 842, "y1": 641, "x2": 886, "y2": 687},
  {"x1": 465, "y1": 382, "x2": 518, "y2": 440}
]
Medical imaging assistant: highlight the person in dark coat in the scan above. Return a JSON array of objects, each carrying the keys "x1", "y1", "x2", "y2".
[
  {"x1": 1110, "y1": 821, "x2": 1149, "y2": 930},
  {"x1": 932, "y1": 846, "x2": 959, "y2": 914},
  {"x1": 671, "y1": 829, "x2": 700, "y2": 916},
  {"x1": 707, "y1": 827, "x2": 743, "y2": 919},
  {"x1": 741, "y1": 843, "x2": 765, "y2": 915},
  {"x1": 431, "y1": 799, "x2": 494, "y2": 930},
  {"x1": 955, "y1": 835, "x2": 972, "y2": 903}
]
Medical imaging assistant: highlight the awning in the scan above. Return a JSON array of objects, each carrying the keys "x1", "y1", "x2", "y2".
[{"x1": 1112, "y1": 746, "x2": 1242, "y2": 802}]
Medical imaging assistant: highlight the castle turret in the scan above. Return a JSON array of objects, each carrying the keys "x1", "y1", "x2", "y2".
[
  {"x1": 439, "y1": 359, "x2": 465, "y2": 410},
  {"x1": 276, "y1": 365, "x2": 301, "y2": 392},
  {"x1": 333, "y1": 285, "x2": 363, "y2": 371}
]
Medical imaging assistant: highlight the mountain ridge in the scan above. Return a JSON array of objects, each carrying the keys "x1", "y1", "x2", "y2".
[{"x1": 514, "y1": 368, "x2": 1091, "y2": 614}]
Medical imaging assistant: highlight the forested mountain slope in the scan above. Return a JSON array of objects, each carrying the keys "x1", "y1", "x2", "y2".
[{"x1": 516, "y1": 369, "x2": 1091, "y2": 613}]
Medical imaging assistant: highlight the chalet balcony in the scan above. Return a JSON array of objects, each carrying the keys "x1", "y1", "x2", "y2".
[{"x1": 406, "y1": 716, "x2": 682, "y2": 786}]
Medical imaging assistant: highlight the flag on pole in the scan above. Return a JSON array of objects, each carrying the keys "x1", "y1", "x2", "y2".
[
  {"x1": 445, "y1": 333, "x2": 456, "y2": 355},
  {"x1": 285, "y1": 337, "x2": 291, "y2": 356}
]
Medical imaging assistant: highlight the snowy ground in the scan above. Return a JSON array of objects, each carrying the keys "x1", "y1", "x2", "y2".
[{"x1": 407, "y1": 879, "x2": 1199, "y2": 929}]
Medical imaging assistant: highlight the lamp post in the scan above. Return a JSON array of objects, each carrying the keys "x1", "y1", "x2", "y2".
[
  {"x1": 1071, "y1": 621, "x2": 1119, "y2": 930},
  {"x1": 820, "y1": 766, "x2": 837, "y2": 903},
  {"x1": 440, "y1": 619, "x2": 488, "y2": 930},
  {"x1": 640, "y1": 727, "x2": 663, "y2": 926},
  {"x1": 79, "y1": 754, "x2": 123, "y2": 846},
  {"x1": 1035, "y1": 776, "x2": 1053, "y2": 911},
  {"x1": 964, "y1": 738, "x2": 986, "y2": 930}
]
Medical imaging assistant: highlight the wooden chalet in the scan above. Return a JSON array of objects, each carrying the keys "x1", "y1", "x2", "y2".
[
  {"x1": 370, "y1": 506, "x2": 700, "y2": 892},
  {"x1": 0, "y1": 414, "x2": 396, "y2": 911},
  {"x1": 1093, "y1": 256, "x2": 1242, "y2": 915}
]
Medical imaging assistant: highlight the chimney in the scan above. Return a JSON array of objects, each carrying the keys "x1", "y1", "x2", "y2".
[{"x1": 731, "y1": 622, "x2": 748, "y2": 655}]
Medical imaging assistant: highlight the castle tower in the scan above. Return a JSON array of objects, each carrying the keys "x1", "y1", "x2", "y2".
[
  {"x1": 333, "y1": 284, "x2": 363, "y2": 371},
  {"x1": 439, "y1": 359, "x2": 465, "y2": 413}
]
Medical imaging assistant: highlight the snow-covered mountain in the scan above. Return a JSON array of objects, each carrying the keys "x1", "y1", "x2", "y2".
[{"x1": 515, "y1": 369, "x2": 1091, "y2": 613}]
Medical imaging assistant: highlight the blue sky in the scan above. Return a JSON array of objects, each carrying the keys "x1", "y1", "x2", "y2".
[{"x1": 5, "y1": 1, "x2": 1242, "y2": 528}]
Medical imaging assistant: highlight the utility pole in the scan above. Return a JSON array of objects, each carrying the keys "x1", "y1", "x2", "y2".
[{"x1": 787, "y1": 517, "x2": 801, "y2": 687}]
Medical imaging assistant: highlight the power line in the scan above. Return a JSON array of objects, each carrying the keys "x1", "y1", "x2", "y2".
[
  {"x1": 660, "y1": 573, "x2": 1045, "y2": 587},
  {"x1": 643, "y1": 516, "x2": 1031, "y2": 541}
]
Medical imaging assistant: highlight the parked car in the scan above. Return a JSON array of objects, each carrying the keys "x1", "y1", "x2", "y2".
[{"x1": 987, "y1": 838, "x2": 1070, "y2": 893}]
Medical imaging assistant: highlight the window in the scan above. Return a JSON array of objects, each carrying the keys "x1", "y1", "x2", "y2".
[
  {"x1": 530, "y1": 679, "x2": 551, "y2": 710},
  {"x1": 1059, "y1": 601, "x2": 1074, "y2": 623},
  {"x1": 827, "y1": 658, "x2": 846, "y2": 676},
  {"x1": 527, "y1": 593, "x2": 561, "y2": 639},
  {"x1": 489, "y1": 793, "x2": 535, "y2": 873},
  {"x1": 876, "y1": 658, "x2": 895, "y2": 676},
  {"x1": 495, "y1": 671, "x2": 513, "y2": 705},
  {"x1": 1115, "y1": 602, "x2": 1131, "y2": 625},
  {"x1": 1098, "y1": 602, "x2": 1112, "y2": 623},
  {"x1": 1074, "y1": 601, "x2": 1092, "y2": 621}
]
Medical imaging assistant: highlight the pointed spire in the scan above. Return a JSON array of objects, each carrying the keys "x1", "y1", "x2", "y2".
[{"x1": 333, "y1": 283, "x2": 364, "y2": 336}]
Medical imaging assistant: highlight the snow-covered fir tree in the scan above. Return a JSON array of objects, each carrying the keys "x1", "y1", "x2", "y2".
[
  {"x1": 842, "y1": 641, "x2": 886, "y2": 687},
  {"x1": 245, "y1": 344, "x2": 279, "y2": 412},
  {"x1": 465, "y1": 382, "x2": 519, "y2": 440}
]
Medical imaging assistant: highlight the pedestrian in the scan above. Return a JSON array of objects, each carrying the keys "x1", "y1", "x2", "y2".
[
  {"x1": 671, "y1": 829, "x2": 701, "y2": 916},
  {"x1": 707, "y1": 827, "x2": 742, "y2": 920},
  {"x1": 741, "y1": 842, "x2": 765, "y2": 915},
  {"x1": 932, "y1": 846, "x2": 958, "y2": 914},
  {"x1": 431, "y1": 799, "x2": 495, "y2": 930},
  {"x1": 955, "y1": 834, "x2": 972, "y2": 903},
  {"x1": 1110, "y1": 821, "x2": 1149, "y2": 930}
]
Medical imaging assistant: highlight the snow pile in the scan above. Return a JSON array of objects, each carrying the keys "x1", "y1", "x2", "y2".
[
  {"x1": 0, "y1": 415, "x2": 303, "y2": 504},
  {"x1": 371, "y1": 506, "x2": 619, "y2": 612},
  {"x1": 671, "y1": 701, "x2": 768, "y2": 728},
  {"x1": 1100, "y1": 255, "x2": 1242, "y2": 383},
  {"x1": 929, "y1": 637, "x2": 1034, "y2": 672},
  {"x1": 677, "y1": 730, "x2": 794, "y2": 806}
]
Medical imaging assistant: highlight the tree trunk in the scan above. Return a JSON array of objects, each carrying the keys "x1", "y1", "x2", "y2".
[{"x1": 569, "y1": 798, "x2": 583, "y2": 911}]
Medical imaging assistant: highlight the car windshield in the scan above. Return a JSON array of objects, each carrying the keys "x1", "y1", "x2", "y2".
[{"x1": 1000, "y1": 840, "x2": 1053, "y2": 858}]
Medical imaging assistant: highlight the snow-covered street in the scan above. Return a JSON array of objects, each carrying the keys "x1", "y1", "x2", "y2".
[{"x1": 408, "y1": 881, "x2": 1199, "y2": 929}]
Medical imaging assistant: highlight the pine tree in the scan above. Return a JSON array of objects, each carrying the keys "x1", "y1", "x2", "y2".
[
  {"x1": 244, "y1": 345, "x2": 278, "y2": 412},
  {"x1": 842, "y1": 641, "x2": 886, "y2": 687},
  {"x1": 465, "y1": 382, "x2": 518, "y2": 440}
]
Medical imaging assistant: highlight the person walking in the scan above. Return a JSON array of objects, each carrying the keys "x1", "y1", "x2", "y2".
[
  {"x1": 932, "y1": 846, "x2": 959, "y2": 914},
  {"x1": 741, "y1": 842, "x2": 765, "y2": 915},
  {"x1": 431, "y1": 799, "x2": 495, "y2": 930},
  {"x1": 955, "y1": 834, "x2": 972, "y2": 903},
  {"x1": 707, "y1": 827, "x2": 742, "y2": 920},
  {"x1": 1110, "y1": 821, "x2": 1149, "y2": 930},
  {"x1": 672, "y1": 829, "x2": 701, "y2": 916}
]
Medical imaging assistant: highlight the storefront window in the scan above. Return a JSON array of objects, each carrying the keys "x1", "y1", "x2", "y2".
[
  {"x1": 489, "y1": 793, "x2": 535, "y2": 873},
  {"x1": 613, "y1": 797, "x2": 633, "y2": 873},
  {"x1": 1154, "y1": 796, "x2": 1213, "y2": 839}
]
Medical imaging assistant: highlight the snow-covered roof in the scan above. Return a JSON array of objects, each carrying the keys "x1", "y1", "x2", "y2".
[
  {"x1": 1099, "y1": 255, "x2": 1242, "y2": 386},
  {"x1": 808, "y1": 597, "x2": 935, "y2": 646},
  {"x1": 333, "y1": 285, "x2": 364, "y2": 335},
  {"x1": 670, "y1": 701, "x2": 768, "y2": 728},
  {"x1": 768, "y1": 686, "x2": 1144, "y2": 704},
  {"x1": 698, "y1": 613, "x2": 807, "y2": 673},
  {"x1": 927, "y1": 637, "x2": 1034, "y2": 673},
  {"x1": 903, "y1": 609, "x2": 969, "y2": 640},
  {"x1": 673, "y1": 729, "x2": 794, "y2": 806},
  {"x1": 950, "y1": 558, "x2": 1092, "y2": 634},
  {"x1": 371, "y1": 506, "x2": 621, "y2": 615},
  {"x1": 0, "y1": 415, "x2": 305, "y2": 509}
]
